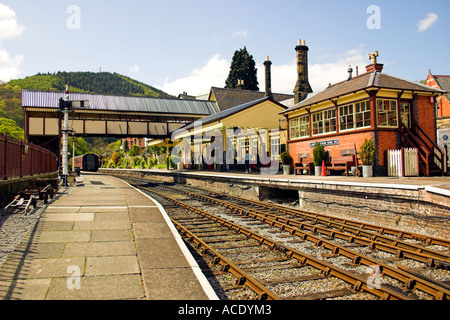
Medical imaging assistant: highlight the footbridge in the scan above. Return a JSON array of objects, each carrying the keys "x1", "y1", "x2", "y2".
[{"x1": 22, "y1": 90, "x2": 218, "y2": 153}]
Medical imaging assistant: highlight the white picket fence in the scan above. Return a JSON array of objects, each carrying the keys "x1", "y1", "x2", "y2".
[{"x1": 387, "y1": 148, "x2": 419, "y2": 177}]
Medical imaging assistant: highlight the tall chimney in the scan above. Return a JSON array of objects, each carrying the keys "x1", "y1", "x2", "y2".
[
  {"x1": 264, "y1": 55, "x2": 273, "y2": 98},
  {"x1": 293, "y1": 39, "x2": 313, "y2": 104},
  {"x1": 237, "y1": 79, "x2": 244, "y2": 90}
]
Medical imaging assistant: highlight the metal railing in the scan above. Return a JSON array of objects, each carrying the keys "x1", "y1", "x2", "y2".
[{"x1": 0, "y1": 134, "x2": 58, "y2": 180}]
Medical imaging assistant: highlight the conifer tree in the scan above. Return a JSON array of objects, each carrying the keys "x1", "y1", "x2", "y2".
[{"x1": 225, "y1": 47, "x2": 259, "y2": 91}]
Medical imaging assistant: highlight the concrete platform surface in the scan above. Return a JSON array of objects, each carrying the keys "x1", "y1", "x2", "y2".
[{"x1": 0, "y1": 173, "x2": 218, "y2": 300}]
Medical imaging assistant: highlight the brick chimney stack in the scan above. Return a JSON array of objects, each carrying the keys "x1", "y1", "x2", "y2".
[
  {"x1": 366, "y1": 50, "x2": 384, "y2": 73},
  {"x1": 264, "y1": 55, "x2": 273, "y2": 99},
  {"x1": 293, "y1": 39, "x2": 313, "y2": 104}
]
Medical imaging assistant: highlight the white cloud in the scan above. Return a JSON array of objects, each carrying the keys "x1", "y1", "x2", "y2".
[
  {"x1": 159, "y1": 46, "x2": 368, "y2": 98},
  {"x1": 0, "y1": 4, "x2": 24, "y2": 81},
  {"x1": 418, "y1": 13, "x2": 438, "y2": 32},
  {"x1": 0, "y1": 49, "x2": 23, "y2": 81},
  {"x1": 231, "y1": 29, "x2": 248, "y2": 38},
  {"x1": 0, "y1": 4, "x2": 25, "y2": 42},
  {"x1": 129, "y1": 65, "x2": 139, "y2": 74},
  {"x1": 258, "y1": 46, "x2": 368, "y2": 94},
  {"x1": 158, "y1": 54, "x2": 229, "y2": 96}
]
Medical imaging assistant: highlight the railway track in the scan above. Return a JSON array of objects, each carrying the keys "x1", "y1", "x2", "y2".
[{"x1": 127, "y1": 179, "x2": 450, "y2": 300}]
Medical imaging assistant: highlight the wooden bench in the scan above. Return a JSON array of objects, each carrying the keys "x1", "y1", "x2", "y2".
[
  {"x1": 327, "y1": 155, "x2": 355, "y2": 176},
  {"x1": 294, "y1": 156, "x2": 315, "y2": 175}
]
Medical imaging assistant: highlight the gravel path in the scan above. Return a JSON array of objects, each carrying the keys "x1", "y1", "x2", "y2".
[{"x1": 0, "y1": 189, "x2": 64, "y2": 267}]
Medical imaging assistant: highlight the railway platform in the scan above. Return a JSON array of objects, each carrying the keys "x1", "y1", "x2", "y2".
[{"x1": 0, "y1": 172, "x2": 218, "y2": 300}]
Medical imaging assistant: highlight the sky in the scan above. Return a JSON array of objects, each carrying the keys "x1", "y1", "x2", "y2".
[{"x1": 0, "y1": 0, "x2": 449, "y2": 97}]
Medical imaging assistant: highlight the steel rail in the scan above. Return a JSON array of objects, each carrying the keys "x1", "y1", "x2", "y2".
[
  {"x1": 143, "y1": 186, "x2": 413, "y2": 300},
  {"x1": 177, "y1": 186, "x2": 449, "y2": 267},
  {"x1": 175, "y1": 185, "x2": 450, "y2": 262},
  {"x1": 171, "y1": 219, "x2": 280, "y2": 300},
  {"x1": 208, "y1": 187, "x2": 450, "y2": 248},
  {"x1": 159, "y1": 185, "x2": 450, "y2": 300}
]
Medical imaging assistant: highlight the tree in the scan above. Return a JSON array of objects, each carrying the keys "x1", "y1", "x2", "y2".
[
  {"x1": 225, "y1": 47, "x2": 259, "y2": 91},
  {"x1": 0, "y1": 118, "x2": 24, "y2": 140},
  {"x1": 68, "y1": 137, "x2": 90, "y2": 158}
]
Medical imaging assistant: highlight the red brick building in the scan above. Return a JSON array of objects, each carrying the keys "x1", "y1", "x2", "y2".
[
  {"x1": 122, "y1": 137, "x2": 146, "y2": 151},
  {"x1": 282, "y1": 45, "x2": 445, "y2": 176},
  {"x1": 426, "y1": 72, "x2": 450, "y2": 129}
]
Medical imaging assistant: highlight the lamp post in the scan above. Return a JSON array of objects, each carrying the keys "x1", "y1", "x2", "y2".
[
  {"x1": 58, "y1": 86, "x2": 88, "y2": 185},
  {"x1": 60, "y1": 85, "x2": 71, "y2": 186}
]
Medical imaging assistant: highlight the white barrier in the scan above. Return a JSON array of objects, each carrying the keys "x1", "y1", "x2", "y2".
[{"x1": 387, "y1": 148, "x2": 418, "y2": 177}]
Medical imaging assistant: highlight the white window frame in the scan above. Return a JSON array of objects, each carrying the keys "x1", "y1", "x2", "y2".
[
  {"x1": 312, "y1": 109, "x2": 336, "y2": 136},
  {"x1": 355, "y1": 100, "x2": 371, "y2": 129},
  {"x1": 289, "y1": 118, "x2": 300, "y2": 139},
  {"x1": 377, "y1": 99, "x2": 398, "y2": 128},
  {"x1": 339, "y1": 104, "x2": 354, "y2": 132}
]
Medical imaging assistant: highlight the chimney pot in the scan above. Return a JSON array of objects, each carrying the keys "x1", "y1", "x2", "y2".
[{"x1": 237, "y1": 79, "x2": 244, "y2": 90}]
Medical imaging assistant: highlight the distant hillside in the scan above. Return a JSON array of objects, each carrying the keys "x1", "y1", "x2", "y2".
[
  {"x1": 8, "y1": 71, "x2": 172, "y2": 98},
  {"x1": 0, "y1": 71, "x2": 173, "y2": 130}
]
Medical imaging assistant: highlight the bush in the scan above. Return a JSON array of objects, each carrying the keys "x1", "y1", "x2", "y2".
[
  {"x1": 280, "y1": 152, "x2": 292, "y2": 165},
  {"x1": 360, "y1": 138, "x2": 375, "y2": 165},
  {"x1": 149, "y1": 158, "x2": 158, "y2": 167},
  {"x1": 313, "y1": 143, "x2": 326, "y2": 166},
  {"x1": 111, "y1": 152, "x2": 121, "y2": 164},
  {"x1": 129, "y1": 145, "x2": 140, "y2": 157},
  {"x1": 169, "y1": 155, "x2": 180, "y2": 169},
  {"x1": 106, "y1": 160, "x2": 115, "y2": 168}
]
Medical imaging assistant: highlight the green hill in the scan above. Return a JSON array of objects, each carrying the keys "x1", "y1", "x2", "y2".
[
  {"x1": 8, "y1": 71, "x2": 172, "y2": 98},
  {"x1": 0, "y1": 71, "x2": 173, "y2": 130}
]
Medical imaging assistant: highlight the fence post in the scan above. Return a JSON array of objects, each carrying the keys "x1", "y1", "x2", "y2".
[
  {"x1": 445, "y1": 145, "x2": 448, "y2": 175},
  {"x1": 20, "y1": 139, "x2": 23, "y2": 178},
  {"x1": 3, "y1": 134, "x2": 7, "y2": 180},
  {"x1": 401, "y1": 148, "x2": 404, "y2": 177}
]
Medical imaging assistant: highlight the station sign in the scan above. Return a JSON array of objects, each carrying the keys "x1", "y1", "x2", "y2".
[{"x1": 309, "y1": 139, "x2": 339, "y2": 148}]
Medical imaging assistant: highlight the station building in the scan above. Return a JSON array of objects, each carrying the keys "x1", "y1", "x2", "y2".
[
  {"x1": 282, "y1": 44, "x2": 446, "y2": 176},
  {"x1": 171, "y1": 96, "x2": 287, "y2": 170}
]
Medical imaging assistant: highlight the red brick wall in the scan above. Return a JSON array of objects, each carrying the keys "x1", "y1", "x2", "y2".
[
  {"x1": 376, "y1": 131, "x2": 399, "y2": 166},
  {"x1": 415, "y1": 95, "x2": 437, "y2": 141}
]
